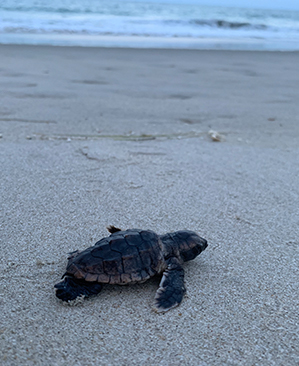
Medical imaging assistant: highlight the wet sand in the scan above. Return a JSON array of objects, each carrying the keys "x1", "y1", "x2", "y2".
[{"x1": 0, "y1": 45, "x2": 299, "y2": 365}]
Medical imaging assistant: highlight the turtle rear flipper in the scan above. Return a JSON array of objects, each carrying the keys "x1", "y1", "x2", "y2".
[
  {"x1": 55, "y1": 277, "x2": 102, "y2": 302},
  {"x1": 153, "y1": 257, "x2": 186, "y2": 313}
]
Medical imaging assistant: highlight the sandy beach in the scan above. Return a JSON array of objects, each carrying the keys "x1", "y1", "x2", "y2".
[{"x1": 0, "y1": 45, "x2": 298, "y2": 365}]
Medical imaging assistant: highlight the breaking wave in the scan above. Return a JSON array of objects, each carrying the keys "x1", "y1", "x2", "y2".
[{"x1": 189, "y1": 19, "x2": 268, "y2": 30}]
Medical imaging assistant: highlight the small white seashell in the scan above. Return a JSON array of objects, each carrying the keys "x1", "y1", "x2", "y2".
[{"x1": 208, "y1": 130, "x2": 224, "y2": 142}]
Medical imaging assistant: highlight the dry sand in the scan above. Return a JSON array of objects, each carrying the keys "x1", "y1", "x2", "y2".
[{"x1": 0, "y1": 45, "x2": 298, "y2": 365}]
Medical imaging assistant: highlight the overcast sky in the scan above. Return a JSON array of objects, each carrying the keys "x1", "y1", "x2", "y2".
[{"x1": 136, "y1": 0, "x2": 299, "y2": 11}]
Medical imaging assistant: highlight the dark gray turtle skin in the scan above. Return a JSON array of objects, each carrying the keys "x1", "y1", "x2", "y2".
[{"x1": 54, "y1": 226, "x2": 208, "y2": 313}]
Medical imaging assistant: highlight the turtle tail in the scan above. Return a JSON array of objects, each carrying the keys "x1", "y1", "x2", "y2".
[
  {"x1": 54, "y1": 276, "x2": 102, "y2": 302},
  {"x1": 107, "y1": 225, "x2": 122, "y2": 234}
]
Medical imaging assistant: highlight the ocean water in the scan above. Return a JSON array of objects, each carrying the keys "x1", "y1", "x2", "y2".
[{"x1": 1, "y1": 0, "x2": 299, "y2": 50}]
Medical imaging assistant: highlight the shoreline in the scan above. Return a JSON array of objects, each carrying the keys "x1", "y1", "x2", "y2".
[{"x1": 1, "y1": 33, "x2": 299, "y2": 51}]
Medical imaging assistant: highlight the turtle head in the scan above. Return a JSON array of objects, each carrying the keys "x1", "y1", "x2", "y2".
[{"x1": 175, "y1": 230, "x2": 208, "y2": 262}]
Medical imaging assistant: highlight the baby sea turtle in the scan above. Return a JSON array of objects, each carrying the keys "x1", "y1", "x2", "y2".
[{"x1": 54, "y1": 226, "x2": 208, "y2": 313}]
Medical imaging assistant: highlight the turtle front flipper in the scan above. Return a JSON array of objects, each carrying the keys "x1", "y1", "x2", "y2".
[
  {"x1": 154, "y1": 257, "x2": 186, "y2": 313},
  {"x1": 54, "y1": 276, "x2": 103, "y2": 302}
]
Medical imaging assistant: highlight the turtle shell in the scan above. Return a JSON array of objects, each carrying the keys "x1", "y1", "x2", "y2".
[{"x1": 65, "y1": 229, "x2": 165, "y2": 285}]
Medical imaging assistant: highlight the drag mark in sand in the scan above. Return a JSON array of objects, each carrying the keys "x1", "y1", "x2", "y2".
[
  {"x1": 129, "y1": 151, "x2": 166, "y2": 156},
  {"x1": 71, "y1": 79, "x2": 108, "y2": 85},
  {"x1": 0, "y1": 118, "x2": 57, "y2": 124},
  {"x1": 26, "y1": 131, "x2": 209, "y2": 141},
  {"x1": 180, "y1": 118, "x2": 194, "y2": 124},
  {"x1": 79, "y1": 148, "x2": 103, "y2": 162},
  {"x1": 2, "y1": 72, "x2": 26, "y2": 78},
  {"x1": 168, "y1": 94, "x2": 192, "y2": 100},
  {"x1": 183, "y1": 69, "x2": 198, "y2": 74},
  {"x1": 180, "y1": 118, "x2": 204, "y2": 124},
  {"x1": 9, "y1": 92, "x2": 72, "y2": 99}
]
